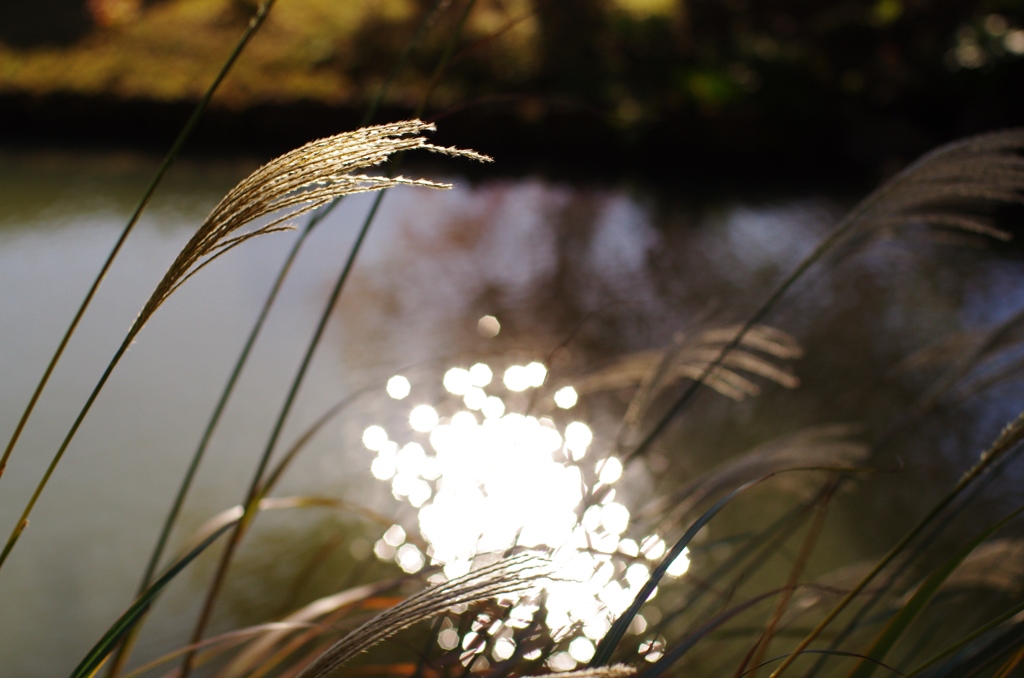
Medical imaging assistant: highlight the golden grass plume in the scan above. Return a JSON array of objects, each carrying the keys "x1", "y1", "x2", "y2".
[
  {"x1": 136, "y1": 119, "x2": 490, "y2": 337},
  {"x1": 295, "y1": 552, "x2": 552, "y2": 678}
]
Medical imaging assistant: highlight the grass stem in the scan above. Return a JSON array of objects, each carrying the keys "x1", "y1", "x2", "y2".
[
  {"x1": 178, "y1": 4, "x2": 479, "y2": 674},
  {"x1": 0, "y1": 0, "x2": 276, "y2": 484},
  {"x1": 0, "y1": 0, "x2": 277, "y2": 577}
]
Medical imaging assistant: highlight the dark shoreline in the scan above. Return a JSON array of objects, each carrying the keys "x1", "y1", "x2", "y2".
[{"x1": 5, "y1": 90, "x2": 1020, "y2": 192}]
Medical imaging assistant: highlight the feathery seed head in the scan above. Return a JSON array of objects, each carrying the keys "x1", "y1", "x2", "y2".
[{"x1": 135, "y1": 120, "x2": 488, "y2": 336}]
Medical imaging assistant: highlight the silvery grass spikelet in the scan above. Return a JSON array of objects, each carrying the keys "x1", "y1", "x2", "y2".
[
  {"x1": 296, "y1": 552, "x2": 554, "y2": 678},
  {"x1": 526, "y1": 666, "x2": 637, "y2": 678},
  {"x1": 141, "y1": 119, "x2": 491, "y2": 332}
]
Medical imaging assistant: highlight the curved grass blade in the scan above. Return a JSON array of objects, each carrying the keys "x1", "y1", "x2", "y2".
[
  {"x1": 530, "y1": 666, "x2": 635, "y2": 678},
  {"x1": 745, "y1": 485, "x2": 834, "y2": 677},
  {"x1": 901, "y1": 599, "x2": 1024, "y2": 678},
  {"x1": 131, "y1": 0, "x2": 450, "y2": 613},
  {"x1": 624, "y1": 129, "x2": 1024, "y2": 468},
  {"x1": 181, "y1": 4, "x2": 486, "y2": 674},
  {"x1": 994, "y1": 644, "x2": 1024, "y2": 678},
  {"x1": 120, "y1": 622, "x2": 315, "y2": 678},
  {"x1": 113, "y1": 12, "x2": 449, "y2": 674},
  {"x1": 69, "y1": 521, "x2": 235, "y2": 678},
  {"x1": 844, "y1": 505, "x2": 1024, "y2": 678},
  {"x1": 0, "y1": 0, "x2": 278, "y2": 485},
  {"x1": 638, "y1": 426, "x2": 867, "y2": 526},
  {"x1": 596, "y1": 462, "x2": 872, "y2": 669},
  {"x1": 219, "y1": 577, "x2": 409, "y2": 677},
  {"x1": 642, "y1": 589, "x2": 783, "y2": 678},
  {"x1": 804, "y1": 440, "x2": 1024, "y2": 678},
  {"x1": 928, "y1": 621, "x2": 1024, "y2": 677},
  {"x1": 769, "y1": 410, "x2": 1024, "y2": 677},
  {"x1": 591, "y1": 480, "x2": 761, "y2": 667},
  {"x1": 0, "y1": 121, "x2": 482, "y2": 581},
  {"x1": 649, "y1": 494, "x2": 823, "y2": 640},
  {"x1": 295, "y1": 552, "x2": 552, "y2": 678}
]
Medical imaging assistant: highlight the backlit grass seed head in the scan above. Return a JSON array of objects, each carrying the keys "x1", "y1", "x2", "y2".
[
  {"x1": 136, "y1": 120, "x2": 489, "y2": 337},
  {"x1": 569, "y1": 324, "x2": 802, "y2": 407},
  {"x1": 855, "y1": 128, "x2": 1024, "y2": 242},
  {"x1": 524, "y1": 665, "x2": 637, "y2": 678},
  {"x1": 296, "y1": 552, "x2": 552, "y2": 678}
]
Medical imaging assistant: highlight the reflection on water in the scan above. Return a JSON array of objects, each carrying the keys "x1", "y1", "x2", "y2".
[
  {"x1": 359, "y1": 354, "x2": 689, "y2": 669},
  {"x1": 0, "y1": 150, "x2": 1022, "y2": 675}
]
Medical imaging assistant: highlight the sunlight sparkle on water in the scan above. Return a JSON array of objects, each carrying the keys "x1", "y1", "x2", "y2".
[
  {"x1": 362, "y1": 360, "x2": 690, "y2": 657},
  {"x1": 409, "y1": 404, "x2": 439, "y2": 432},
  {"x1": 478, "y1": 315, "x2": 501, "y2": 337},
  {"x1": 565, "y1": 421, "x2": 592, "y2": 460},
  {"x1": 361, "y1": 425, "x2": 389, "y2": 451},
  {"x1": 386, "y1": 375, "x2": 411, "y2": 399},
  {"x1": 597, "y1": 457, "x2": 623, "y2": 484},
  {"x1": 469, "y1": 363, "x2": 493, "y2": 386},
  {"x1": 444, "y1": 368, "x2": 473, "y2": 395},
  {"x1": 463, "y1": 387, "x2": 487, "y2": 410},
  {"x1": 524, "y1": 361, "x2": 547, "y2": 387},
  {"x1": 502, "y1": 365, "x2": 531, "y2": 391},
  {"x1": 554, "y1": 386, "x2": 578, "y2": 409},
  {"x1": 482, "y1": 395, "x2": 505, "y2": 419}
]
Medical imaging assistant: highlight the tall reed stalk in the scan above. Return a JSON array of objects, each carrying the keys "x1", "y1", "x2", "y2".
[
  {"x1": 178, "y1": 4, "x2": 482, "y2": 674},
  {"x1": 130, "y1": 0, "x2": 448, "y2": 608},
  {"x1": 0, "y1": 0, "x2": 278, "y2": 573},
  {"x1": 106, "y1": 4, "x2": 450, "y2": 672}
]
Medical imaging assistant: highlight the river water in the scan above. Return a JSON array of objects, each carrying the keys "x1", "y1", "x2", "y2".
[{"x1": 0, "y1": 150, "x2": 1021, "y2": 676}]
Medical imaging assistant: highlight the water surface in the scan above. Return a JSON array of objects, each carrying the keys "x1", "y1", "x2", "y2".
[{"x1": 0, "y1": 150, "x2": 1021, "y2": 676}]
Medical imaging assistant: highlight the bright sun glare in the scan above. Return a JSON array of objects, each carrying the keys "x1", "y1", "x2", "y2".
[{"x1": 361, "y1": 360, "x2": 689, "y2": 670}]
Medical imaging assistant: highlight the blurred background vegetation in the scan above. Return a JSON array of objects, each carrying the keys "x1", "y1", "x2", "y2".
[{"x1": 1, "y1": 0, "x2": 1022, "y2": 181}]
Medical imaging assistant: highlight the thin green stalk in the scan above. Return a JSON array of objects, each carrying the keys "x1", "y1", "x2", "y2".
[
  {"x1": 178, "y1": 175, "x2": 388, "y2": 678},
  {"x1": 69, "y1": 521, "x2": 238, "y2": 678},
  {"x1": 104, "y1": 228, "x2": 311, "y2": 678},
  {"x1": 0, "y1": 0, "x2": 277, "y2": 578},
  {"x1": 0, "y1": 0, "x2": 276, "y2": 484},
  {"x1": 744, "y1": 487, "x2": 833, "y2": 678},
  {"x1": 137, "y1": 229, "x2": 304, "y2": 594},
  {"x1": 133, "y1": 0, "x2": 445, "y2": 596},
  {"x1": 178, "y1": 4, "x2": 480, "y2": 673},
  {"x1": 104, "y1": 5, "x2": 449, "y2": 675},
  {"x1": 767, "y1": 411, "x2": 1024, "y2": 677},
  {"x1": 0, "y1": 326, "x2": 133, "y2": 572},
  {"x1": 845, "y1": 505, "x2": 1024, "y2": 678}
]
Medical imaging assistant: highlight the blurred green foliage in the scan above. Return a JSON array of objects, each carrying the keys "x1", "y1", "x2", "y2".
[{"x1": 0, "y1": 0, "x2": 1022, "y2": 170}]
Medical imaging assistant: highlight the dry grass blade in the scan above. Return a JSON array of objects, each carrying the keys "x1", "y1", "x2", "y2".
[
  {"x1": 892, "y1": 539, "x2": 1024, "y2": 603},
  {"x1": 781, "y1": 556, "x2": 911, "y2": 628},
  {"x1": 139, "y1": 119, "x2": 490, "y2": 333},
  {"x1": 0, "y1": 120, "x2": 489, "y2": 574},
  {"x1": 769, "y1": 411, "x2": 1024, "y2": 678},
  {"x1": 295, "y1": 552, "x2": 553, "y2": 678},
  {"x1": 523, "y1": 665, "x2": 636, "y2": 678},
  {"x1": 567, "y1": 324, "x2": 801, "y2": 425},
  {"x1": 899, "y1": 306, "x2": 1024, "y2": 382},
  {"x1": 219, "y1": 577, "x2": 408, "y2": 677},
  {"x1": 121, "y1": 622, "x2": 314, "y2": 678}
]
